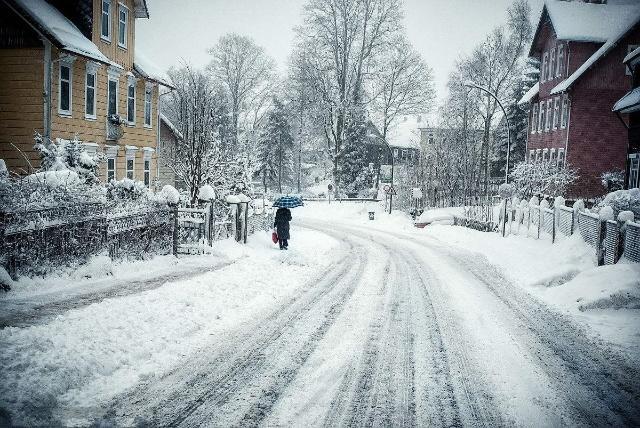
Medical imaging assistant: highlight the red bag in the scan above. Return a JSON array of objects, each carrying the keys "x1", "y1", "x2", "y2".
[{"x1": 272, "y1": 231, "x2": 279, "y2": 244}]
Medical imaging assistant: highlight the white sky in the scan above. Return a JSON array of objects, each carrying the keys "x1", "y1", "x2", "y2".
[{"x1": 136, "y1": 0, "x2": 545, "y2": 105}]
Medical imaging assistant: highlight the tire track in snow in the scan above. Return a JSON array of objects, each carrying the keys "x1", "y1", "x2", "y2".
[{"x1": 102, "y1": 232, "x2": 370, "y2": 427}]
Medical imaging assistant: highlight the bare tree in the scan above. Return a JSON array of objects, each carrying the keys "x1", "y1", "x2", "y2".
[
  {"x1": 293, "y1": 0, "x2": 403, "y2": 195},
  {"x1": 207, "y1": 33, "x2": 277, "y2": 152}
]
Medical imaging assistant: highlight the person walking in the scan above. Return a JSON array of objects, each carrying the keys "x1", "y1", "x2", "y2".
[{"x1": 274, "y1": 207, "x2": 292, "y2": 250}]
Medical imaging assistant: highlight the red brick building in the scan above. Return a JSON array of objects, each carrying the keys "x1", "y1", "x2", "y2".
[{"x1": 520, "y1": 0, "x2": 640, "y2": 199}]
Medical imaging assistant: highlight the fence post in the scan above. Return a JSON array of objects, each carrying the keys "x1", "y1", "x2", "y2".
[
  {"x1": 208, "y1": 203, "x2": 214, "y2": 247},
  {"x1": 552, "y1": 207, "x2": 557, "y2": 244},
  {"x1": 570, "y1": 208, "x2": 575, "y2": 235},
  {"x1": 243, "y1": 202, "x2": 249, "y2": 244},
  {"x1": 537, "y1": 207, "x2": 542, "y2": 240},
  {"x1": 172, "y1": 205, "x2": 179, "y2": 256},
  {"x1": 597, "y1": 219, "x2": 606, "y2": 266}
]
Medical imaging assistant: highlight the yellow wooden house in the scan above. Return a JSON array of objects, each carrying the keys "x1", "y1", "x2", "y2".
[{"x1": 0, "y1": 0, "x2": 174, "y2": 187}]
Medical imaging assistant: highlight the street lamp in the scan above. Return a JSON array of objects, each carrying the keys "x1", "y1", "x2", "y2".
[{"x1": 463, "y1": 81, "x2": 511, "y2": 184}]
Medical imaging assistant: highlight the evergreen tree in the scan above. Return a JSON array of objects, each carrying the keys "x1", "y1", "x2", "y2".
[
  {"x1": 256, "y1": 98, "x2": 294, "y2": 193},
  {"x1": 338, "y1": 96, "x2": 373, "y2": 197},
  {"x1": 492, "y1": 57, "x2": 540, "y2": 179}
]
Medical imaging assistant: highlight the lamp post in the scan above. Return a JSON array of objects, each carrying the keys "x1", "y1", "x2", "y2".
[
  {"x1": 381, "y1": 141, "x2": 395, "y2": 214},
  {"x1": 463, "y1": 81, "x2": 512, "y2": 184}
]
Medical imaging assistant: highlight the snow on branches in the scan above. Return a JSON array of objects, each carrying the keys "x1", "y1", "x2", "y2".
[{"x1": 509, "y1": 160, "x2": 578, "y2": 199}]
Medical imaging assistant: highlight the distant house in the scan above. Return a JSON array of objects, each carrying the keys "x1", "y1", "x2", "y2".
[
  {"x1": 0, "y1": 0, "x2": 174, "y2": 186},
  {"x1": 519, "y1": 0, "x2": 640, "y2": 199},
  {"x1": 157, "y1": 112, "x2": 183, "y2": 188},
  {"x1": 613, "y1": 46, "x2": 640, "y2": 189}
]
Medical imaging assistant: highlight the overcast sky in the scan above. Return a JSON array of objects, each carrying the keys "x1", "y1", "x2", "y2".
[{"x1": 136, "y1": 0, "x2": 545, "y2": 105}]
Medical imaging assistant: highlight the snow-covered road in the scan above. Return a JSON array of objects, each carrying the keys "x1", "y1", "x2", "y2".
[{"x1": 2, "y1": 215, "x2": 639, "y2": 426}]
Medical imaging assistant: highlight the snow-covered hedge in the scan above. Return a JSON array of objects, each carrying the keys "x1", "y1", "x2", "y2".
[{"x1": 596, "y1": 188, "x2": 640, "y2": 218}]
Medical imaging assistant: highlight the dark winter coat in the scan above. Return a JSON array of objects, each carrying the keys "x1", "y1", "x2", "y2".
[{"x1": 274, "y1": 208, "x2": 292, "y2": 240}]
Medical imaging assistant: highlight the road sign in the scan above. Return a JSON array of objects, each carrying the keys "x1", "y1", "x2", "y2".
[
  {"x1": 328, "y1": 184, "x2": 334, "y2": 191},
  {"x1": 386, "y1": 186, "x2": 397, "y2": 195},
  {"x1": 383, "y1": 184, "x2": 390, "y2": 192},
  {"x1": 411, "y1": 188, "x2": 423, "y2": 199}
]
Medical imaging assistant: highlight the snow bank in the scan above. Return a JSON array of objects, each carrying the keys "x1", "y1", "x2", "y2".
[{"x1": 0, "y1": 228, "x2": 341, "y2": 426}]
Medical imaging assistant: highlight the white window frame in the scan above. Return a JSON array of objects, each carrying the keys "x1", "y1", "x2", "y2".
[
  {"x1": 118, "y1": 3, "x2": 129, "y2": 49},
  {"x1": 627, "y1": 45, "x2": 639, "y2": 76},
  {"x1": 553, "y1": 97, "x2": 560, "y2": 130},
  {"x1": 550, "y1": 148, "x2": 557, "y2": 163},
  {"x1": 143, "y1": 148, "x2": 154, "y2": 188},
  {"x1": 556, "y1": 44, "x2": 564, "y2": 77},
  {"x1": 529, "y1": 149, "x2": 535, "y2": 161},
  {"x1": 126, "y1": 76, "x2": 137, "y2": 125},
  {"x1": 58, "y1": 56, "x2": 75, "y2": 116},
  {"x1": 107, "y1": 66, "x2": 121, "y2": 117},
  {"x1": 545, "y1": 99, "x2": 552, "y2": 131},
  {"x1": 541, "y1": 52, "x2": 548, "y2": 82},
  {"x1": 557, "y1": 148, "x2": 565, "y2": 167},
  {"x1": 561, "y1": 95, "x2": 569, "y2": 129},
  {"x1": 629, "y1": 154, "x2": 639, "y2": 188},
  {"x1": 549, "y1": 47, "x2": 556, "y2": 81},
  {"x1": 105, "y1": 145, "x2": 118, "y2": 182},
  {"x1": 101, "y1": 0, "x2": 111, "y2": 42},
  {"x1": 538, "y1": 101, "x2": 545, "y2": 133},
  {"x1": 531, "y1": 103, "x2": 538, "y2": 134},
  {"x1": 542, "y1": 148, "x2": 549, "y2": 162},
  {"x1": 85, "y1": 62, "x2": 99, "y2": 120},
  {"x1": 125, "y1": 146, "x2": 137, "y2": 180},
  {"x1": 535, "y1": 149, "x2": 542, "y2": 161},
  {"x1": 144, "y1": 83, "x2": 153, "y2": 128}
]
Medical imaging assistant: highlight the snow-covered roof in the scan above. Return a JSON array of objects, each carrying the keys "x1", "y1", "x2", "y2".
[
  {"x1": 548, "y1": 1, "x2": 640, "y2": 95},
  {"x1": 8, "y1": 0, "x2": 110, "y2": 64},
  {"x1": 613, "y1": 87, "x2": 640, "y2": 114},
  {"x1": 544, "y1": 0, "x2": 640, "y2": 43},
  {"x1": 517, "y1": 82, "x2": 539, "y2": 105},
  {"x1": 387, "y1": 115, "x2": 425, "y2": 150},
  {"x1": 134, "y1": 51, "x2": 175, "y2": 89},
  {"x1": 159, "y1": 113, "x2": 183, "y2": 140},
  {"x1": 133, "y1": 0, "x2": 150, "y2": 18},
  {"x1": 624, "y1": 45, "x2": 640, "y2": 64}
]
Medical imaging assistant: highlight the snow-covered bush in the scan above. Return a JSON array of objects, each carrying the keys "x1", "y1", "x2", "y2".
[
  {"x1": 498, "y1": 183, "x2": 515, "y2": 199},
  {"x1": 601, "y1": 170, "x2": 625, "y2": 192},
  {"x1": 198, "y1": 184, "x2": 216, "y2": 202},
  {"x1": 25, "y1": 169, "x2": 81, "y2": 188},
  {"x1": 596, "y1": 188, "x2": 640, "y2": 218},
  {"x1": 157, "y1": 185, "x2": 180, "y2": 205},
  {"x1": 599, "y1": 206, "x2": 614, "y2": 221},
  {"x1": 520, "y1": 199, "x2": 529, "y2": 210},
  {"x1": 554, "y1": 196, "x2": 565, "y2": 208},
  {"x1": 618, "y1": 210, "x2": 635, "y2": 223},
  {"x1": 540, "y1": 199, "x2": 550, "y2": 209},
  {"x1": 107, "y1": 178, "x2": 148, "y2": 201},
  {"x1": 510, "y1": 160, "x2": 578, "y2": 199},
  {"x1": 0, "y1": 159, "x2": 8, "y2": 180},
  {"x1": 573, "y1": 199, "x2": 585, "y2": 213},
  {"x1": 34, "y1": 134, "x2": 102, "y2": 184},
  {"x1": 529, "y1": 195, "x2": 539, "y2": 206}
]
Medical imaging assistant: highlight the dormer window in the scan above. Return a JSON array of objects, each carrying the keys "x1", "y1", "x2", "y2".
[
  {"x1": 101, "y1": 0, "x2": 111, "y2": 41},
  {"x1": 118, "y1": 4, "x2": 129, "y2": 49}
]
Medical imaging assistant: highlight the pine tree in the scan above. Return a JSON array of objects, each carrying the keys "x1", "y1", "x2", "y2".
[
  {"x1": 338, "y1": 95, "x2": 373, "y2": 197},
  {"x1": 256, "y1": 98, "x2": 294, "y2": 193}
]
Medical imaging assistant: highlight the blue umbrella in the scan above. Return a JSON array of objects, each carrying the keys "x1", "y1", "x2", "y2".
[{"x1": 273, "y1": 196, "x2": 304, "y2": 208}]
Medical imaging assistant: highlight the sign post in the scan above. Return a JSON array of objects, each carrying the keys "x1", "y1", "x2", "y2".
[{"x1": 328, "y1": 183, "x2": 333, "y2": 204}]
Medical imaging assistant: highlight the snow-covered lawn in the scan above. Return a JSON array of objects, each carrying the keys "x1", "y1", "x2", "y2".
[{"x1": 0, "y1": 228, "x2": 341, "y2": 426}]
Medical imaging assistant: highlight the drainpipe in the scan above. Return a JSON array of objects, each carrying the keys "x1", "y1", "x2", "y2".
[{"x1": 43, "y1": 39, "x2": 52, "y2": 142}]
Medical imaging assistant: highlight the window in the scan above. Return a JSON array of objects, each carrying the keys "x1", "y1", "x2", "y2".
[
  {"x1": 126, "y1": 158, "x2": 134, "y2": 179},
  {"x1": 118, "y1": 4, "x2": 128, "y2": 48},
  {"x1": 144, "y1": 159, "x2": 150, "y2": 187},
  {"x1": 402, "y1": 149, "x2": 407, "y2": 160},
  {"x1": 59, "y1": 63, "x2": 72, "y2": 115},
  {"x1": 535, "y1": 149, "x2": 542, "y2": 161},
  {"x1": 542, "y1": 148, "x2": 549, "y2": 162},
  {"x1": 393, "y1": 148, "x2": 398, "y2": 158},
  {"x1": 557, "y1": 148, "x2": 565, "y2": 167},
  {"x1": 550, "y1": 148, "x2": 557, "y2": 163},
  {"x1": 127, "y1": 79, "x2": 136, "y2": 124},
  {"x1": 108, "y1": 77, "x2": 118, "y2": 116},
  {"x1": 545, "y1": 99, "x2": 552, "y2": 131},
  {"x1": 549, "y1": 48, "x2": 556, "y2": 81},
  {"x1": 107, "y1": 157, "x2": 116, "y2": 182},
  {"x1": 561, "y1": 95, "x2": 569, "y2": 129},
  {"x1": 553, "y1": 97, "x2": 560, "y2": 130},
  {"x1": 101, "y1": 0, "x2": 111, "y2": 41},
  {"x1": 529, "y1": 149, "x2": 535, "y2": 161},
  {"x1": 627, "y1": 45, "x2": 639, "y2": 76},
  {"x1": 144, "y1": 85, "x2": 152, "y2": 127},
  {"x1": 85, "y1": 63, "x2": 98, "y2": 119},
  {"x1": 538, "y1": 101, "x2": 545, "y2": 133},
  {"x1": 531, "y1": 104, "x2": 538, "y2": 134},
  {"x1": 556, "y1": 44, "x2": 565, "y2": 77},
  {"x1": 541, "y1": 52, "x2": 548, "y2": 82},
  {"x1": 629, "y1": 154, "x2": 639, "y2": 188}
]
